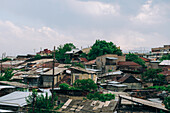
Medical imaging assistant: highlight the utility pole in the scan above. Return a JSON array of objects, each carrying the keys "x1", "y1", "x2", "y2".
[{"x1": 52, "y1": 46, "x2": 56, "y2": 104}]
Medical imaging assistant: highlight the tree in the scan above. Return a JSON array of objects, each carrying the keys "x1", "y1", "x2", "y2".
[
  {"x1": 86, "y1": 92, "x2": 115, "y2": 102},
  {"x1": 73, "y1": 79, "x2": 97, "y2": 91},
  {"x1": 55, "y1": 43, "x2": 76, "y2": 63},
  {"x1": 126, "y1": 53, "x2": 146, "y2": 67},
  {"x1": 141, "y1": 68, "x2": 163, "y2": 83},
  {"x1": 0, "y1": 69, "x2": 14, "y2": 81},
  {"x1": 26, "y1": 90, "x2": 58, "y2": 113},
  {"x1": 59, "y1": 83, "x2": 70, "y2": 90},
  {"x1": 34, "y1": 54, "x2": 41, "y2": 60},
  {"x1": 163, "y1": 96, "x2": 170, "y2": 110},
  {"x1": 88, "y1": 40, "x2": 122, "y2": 60},
  {"x1": 160, "y1": 54, "x2": 170, "y2": 61}
]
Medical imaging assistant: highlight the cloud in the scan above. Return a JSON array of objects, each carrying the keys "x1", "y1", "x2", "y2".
[
  {"x1": 108, "y1": 30, "x2": 169, "y2": 52},
  {"x1": 130, "y1": 0, "x2": 169, "y2": 24},
  {"x1": 0, "y1": 20, "x2": 76, "y2": 55},
  {"x1": 68, "y1": 0, "x2": 120, "y2": 16}
]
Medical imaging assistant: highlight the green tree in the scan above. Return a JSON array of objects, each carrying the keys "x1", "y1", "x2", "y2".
[
  {"x1": 160, "y1": 54, "x2": 170, "y2": 61},
  {"x1": 34, "y1": 54, "x2": 41, "y2": 60},
  {"x1": 55, "y1": 43, "x2": 76, "y2": 63},
  {"x1": 87, "y1": 92, "x2": 115, "y2": 102},
  {"x1": 0, "y1": 69, "x2": 14, "y2": 81},
  {"x1": 59, "y1": 83, "x2": 70, "y2": 90},
  {"x1": 163, "y1": 96, "x2": 170, "y2": 110},
  {"x1": 142, "y1": 68, "x2": 163, "y2": 83},
  {"x1": 126, "y1": 53, "x2": 146, "y2": 67},
  {"x1": 26, "y1": 90, "x2": 57, "y2": 113},
  {"x1": 73, "y1": 79, "x2": 97, "y2": 91},
  {"x1": 73, "y1": 62, "x2": 85, "y2": 68},
  {"x1": 0, "y1": 58, "x2": 11, "y2": 62},
  {"x1": 88, "y1": 40, "x2": 122, "y2": 60}
]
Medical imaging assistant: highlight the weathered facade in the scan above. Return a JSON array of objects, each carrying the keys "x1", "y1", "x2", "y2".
[{"x1": 95, "y1": 54, "x2": 125, "y2": 73}]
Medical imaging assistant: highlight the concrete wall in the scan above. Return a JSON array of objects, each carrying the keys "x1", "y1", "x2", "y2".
[
  {"x1": 72, "y1": 73, "x2": 97, "y2": 83},
  {"x1": 95, "y1": 54, "x2": 125, "y2": 73}
]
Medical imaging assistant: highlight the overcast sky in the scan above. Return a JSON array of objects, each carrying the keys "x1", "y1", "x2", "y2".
[{"x1": 0, "y1": 0, "x2": 170, "y2": 56}]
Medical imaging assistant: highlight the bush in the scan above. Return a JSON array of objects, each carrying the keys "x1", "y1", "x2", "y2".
[
  {"x1": 145, "y1": 85, "x2": 170, "y2": 92},
  {"x1": 34, "y1": 54, "x2": 41, "y2": 60},
  {"x1": 73, "y1": 79, "x2": 97, "y2": 91},
  {"x1": 59, "y1": 83, "x2": 70, "y2": 90},
  {"x1": 163, "y1": 96, "x2": 170, "y2": 110},
  {"x1": 87, "y1": 92, "x2": 115, "y2": 102}
]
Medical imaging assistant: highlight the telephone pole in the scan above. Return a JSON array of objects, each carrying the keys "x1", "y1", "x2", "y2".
[{"x1": 52, "y1": 46, "x2": 56, "y2": 104}]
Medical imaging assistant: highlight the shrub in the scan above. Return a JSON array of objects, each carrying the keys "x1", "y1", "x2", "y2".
[
  {"x1": 59, "y1": 83, "x2": 70, "y2": 90},
  {"x1": 87, "y1": 92, "x2": 115, "y2": 102},
  {"x1": 73, "y1": 79, "x2": 97, "y2": 91}
]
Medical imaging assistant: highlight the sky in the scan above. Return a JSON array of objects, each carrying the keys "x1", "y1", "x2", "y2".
[{"x1": 0, "y1": 0, "x2": 170, "y2": 56}]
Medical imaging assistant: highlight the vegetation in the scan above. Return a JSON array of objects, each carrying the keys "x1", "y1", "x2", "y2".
[
  {"x1": 73, "y1": 79, "x2": 97, "y2": 91},
  {"x1": 73, "y1": 62, "x2": 85, "y2": 68},
  {"x1": 59, "y1": 83, "x2": 70, "y2": 90},
  {"x1": 160, "y1": 54, "x2": 170, "y2": 61},
  {"x1": 34, "y1": 54, "x2": 42, "y2": 60},
  {"x1": 59, "y1": 79, "x2": 97, "y2": 91},
  {"x1": 163, "y1": 96, "x2": 170, "y2": 110},
  {"x1": 86, "y1": 92, "x2": 115, "y2": 102},
  {"x1": 141, "y1": 68, "x2": 166, "y2": 84},
  {"x1": 88, "y1": 40, "x2": 122, "y2": 60},
  {"x1": 26, "y1": 90, "x2": 58, "y2": 113},
  {"x1": 126, "y1": 53, "x2": 146, "y2": 67},
  {"x1": 0, "y1": 57, "x2": 11, "y2": 62},
  {"x1": 55, "y1": 43, "x2": 76, "y2": 63},
  {"x1": 0, "y1": 69, "x2": 14, "y2": 81},
  {"x1": 145, "y1": 85, "x2": 170, "y2": 92}
]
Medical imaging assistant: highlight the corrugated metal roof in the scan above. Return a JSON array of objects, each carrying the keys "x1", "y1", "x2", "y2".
[
  {"x1": 159, "y1": 60, "x2": 170, "y2": 66},
  {"x1": 106, "y1": 57, "x2": 118, "y2": 60},
  {"x1": 119, "y1": 95, "x2": 168, "y2": 111},
  {"x1": 0, "y1": 85, "x2": 15, "y2": 90},
  {"x1": 42, "y1": 67, "x2": 67, "y2": 75},
  {"x1": 0, "y1": 81, "x2": 28, "y2": 88},
  {"x1": 70, "y1": 66, "x2": 96, "y2": 74},
  {"x1": 111, "y1": 84, "x2": 127, "y2": 87},
  {"x1": 65, "y1": 49, "x2": 81, "y2": 54},
  {"x1": 0, "y1": 91, "x2": 32, "y2": 107},
  {"x1": 0, "y1": 91, "x2": 48, "y2": 107},
  {"x1": 108, "y1": 81, "x2": 120, "y2": 84},
  {"x1": 0, "y1": 109, "x2": 13, "y2": 112}
]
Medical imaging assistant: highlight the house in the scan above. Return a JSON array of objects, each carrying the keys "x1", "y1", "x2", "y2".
[
  {"x1": 149, "y1": 45, "x2": 170, "y2": 60},
  {"x1": 69, "y1": 66, "x2": 97, "y2": 84},
  {"x1": 58, "y1": 99, "x2": 118, "y2": 113},
  {"x1": 65, "y1": 49, "x2": 83, "y2": 63},
  {"x1": 139, "y1": 57, "x2": 150, "y2": 68},
  {"x1": 0, "y1": 81, "x2": 29, "y2": 89},
  {"x1": 36, "y1": 49, "x2": 52, "y2": 56},
  {"x1": 0, "y1": 85, "x2": 16, "y2": 97},
  {"x1": 118, "y1": 95, "x2": 169, "y2": 113},
  {"x1": 95, "y1": 54, "x2": 125, "y2": 73},
  {"x1": 106, "y1": 81, "x2": 128, "y2": 92},
  {"x1": 39, "y1": 67, "x2": 67, "y2": 87},
  {"x1": 159, "y1": 60, "x2": 170, "y2": 68},
  {"x1": 0, "y1": 91, "x2": 49, "y2": 112},
  {"x1": 23, "y1": 74, "x2": 40, "y2": 87},
  {"x1": 98, "y1": 70, "x2": 123, "y2": 83},
  {"x1": 117, "y1": 75, "x2": 142, "y2": 90},
  {"x1": 85, "y1": 59, "x2": 97, "y2": 69},
  {"x1": 117, "y1": 61, "x2": 142, "y2": 73},
  {"x1": 149, "y1": 60, "x2": 160, "y2": 69},
  {"x1": 159, "y1": 66, "x2": 170, "y2": 84}
]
